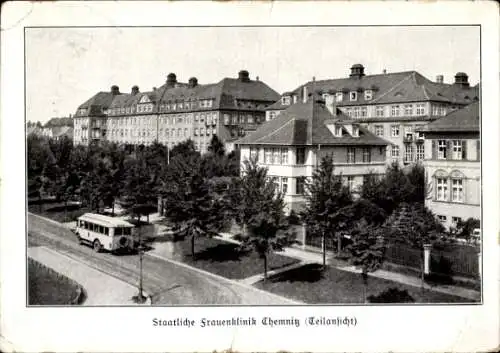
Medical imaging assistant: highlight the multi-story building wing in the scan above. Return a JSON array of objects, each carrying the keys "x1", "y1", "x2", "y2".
[
  {"x1": 237, "y1": 99, "x2": 389, "y2": 213},
  {"x1": 266, "y1": 64, "x2": 479, "y2": 166},
  {"x1": 73, "y1": 71, "x2": 280, "y2": 152},
  {"x1": 420, "y1": 102, "x2": 480, "y2": 229}
]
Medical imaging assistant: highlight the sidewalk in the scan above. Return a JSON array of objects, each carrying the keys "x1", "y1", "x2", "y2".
[
  {"x1": 216, "y1": 233, "x2": 480, "y2": 301},
  {"x1": 28, "y1": 246, "x2": 150, "y2": 306}
]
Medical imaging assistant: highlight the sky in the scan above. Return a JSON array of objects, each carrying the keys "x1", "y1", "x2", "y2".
[{"x1": 25, "y1": 26, "x2": 480, "y2": 123}]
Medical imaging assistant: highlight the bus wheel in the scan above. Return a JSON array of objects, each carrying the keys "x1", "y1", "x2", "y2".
[{"x1": 93, "y1": 240, "x2": 102, "y2": 253}]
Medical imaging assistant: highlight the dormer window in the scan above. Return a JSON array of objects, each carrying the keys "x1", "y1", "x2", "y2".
[
  {"x1": 335, "y1": 92, "x2": 343, "y2": 102},
  {"x1": 364, "y1": 90, "x2": 373, "y2": 101},
  {"x1": 353, "y1": 126, "x2": 359, "y2": 137},
  {"x1": 292, "y1": 95, "x2": 298, "y2": 104},
  {"x1": 335, "y1": 126, "x2": 342, "y2": 137},
  {"x1": 281, "y1": 96, "x2": 291, "y2": 106},
  {"x1": 350, "y1": 91, "x2": 357, "y2": 101}
]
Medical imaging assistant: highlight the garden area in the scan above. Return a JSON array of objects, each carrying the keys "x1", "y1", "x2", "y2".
[
  {"x1": 28, "y1": 199, "x2": 90, "y2": 223},
  {"x1": 163, "y1": 236, "x2": 299, "y2": 280},
  {"x1": 28, "y1": 258, "x2": 85, "y2": 305},
  {"x1": 255, "y1": 263, "x2": 470, "y2": 304}
]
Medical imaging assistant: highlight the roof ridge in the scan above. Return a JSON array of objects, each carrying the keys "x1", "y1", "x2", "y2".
[
  {"x1": 254, "y1": 118, "x2": 297, "y2": 143},
  {"x1": 370, "y1": 73, "x2": 414, "y2": 104}
]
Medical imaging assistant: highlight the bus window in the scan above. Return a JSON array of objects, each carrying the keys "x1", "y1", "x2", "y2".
[
  {"x1": 123, "y1": 228, "x2": 131, "y2": 236},
  {"x1": 115, "y1": 227, "x2": 122, "y2": 236},
  {"x1": 104, "y1": 227, "x2": 109, "y2": 236},
  {"x1": 99, "y1": 226, "x2": 104, "y2": 234}
]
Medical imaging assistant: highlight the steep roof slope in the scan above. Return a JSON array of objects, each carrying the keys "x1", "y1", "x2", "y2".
[{"x1": 421, "y1": 101, "x2": 479, "y2": 132}]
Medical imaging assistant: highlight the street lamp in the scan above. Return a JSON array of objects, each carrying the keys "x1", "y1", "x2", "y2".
[{"x1": 133, "y1": 219, "x2": 147, "y2": 304}]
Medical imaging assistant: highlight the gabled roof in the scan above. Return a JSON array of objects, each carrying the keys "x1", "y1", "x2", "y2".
[
  {"x1": 44, "y1": 117, "x2": 74, "y2": 128},
  {"x1": 268, "y1": 70, "x2": 478, "y2": 111},
  {"x1": 78, "y1": 91, "x2": 116, "y2": 110},
  {"x1": 421, "y1": 102, "x2": 479, "y2": 133},
  {"x1": 236, "y1": 100, "x2": 389, "y2": 146}
]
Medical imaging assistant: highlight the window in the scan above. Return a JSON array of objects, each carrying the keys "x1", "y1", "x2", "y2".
[
  {"x1": 436, "y1": 178, "x2": 448, "y2": 201},
  {"x1": 200, "y1": 128, "x2": 205, "y2": 136},
  {"x1": 452, "y1": 140, "x2": 463, "y2": 160},
  {"x1": 375, "y1": 106, "x2": 384, "y2": 117},
  {"x1": 281, "y1": 148, "x2": 288, "y2": 164},
  {"x1": 361, "y1": 107, "x2": 367, "y2": 118},
  {"x1": 184, "y1": 128, "x2": 188, "y2": 137},
  {"x1": 265, "y1": 148, "x2": 272, "y2": 164},
  {"x1": 232, "y1": 115, "x2": 238, "y2": 124},
  {"x1": 350, "y1": 91, "x2": 357, "y2": 101},
  {"x1": 416, "y1": 144, "x2": 425, "y2": 161},
  {"x1": 438, "y1": 140, "x2": 447, "y2": 159},
  {"x1": 239, "y1": 115, "x2": 245, "y2": 124},
  {"x1": 416, "y1": 103, "x2": 425, "y2": 116},
  {"x1": 452, "y1": 179, "x2": 463, "y2": 202},
  {"x1": 347, "y1": 176, "x2": 355, "y2": 192},
  {"x1": 281, "y1": 177, "x2": 288, "y2": 195},
  {"x1": 404, "y1": 104, "x2": 413, "y2": 116},
  {"x1": 194, "y1": 128, "x2": 198, "y2": 136},
  {"x1": 269, "y1": 112, "x2": 276, "y2": 120},
  {"x1": 391, "y1": 145, "x2": 400, "y2": 157},
  {"x1": 347, "y1": 148, "x2": 356, "y2": 163},
  {"x1": 362, "y1": 148, "x2": 371, "y2": 163},
  {"x1": 391, "y1": 105, "x2": 400, "y2": 117},
  {"x1": 250, "y1": 147, "x2": 258, "y2": 160},
  {"x1": 281, "y1": 96, "x2": 291, "y2": 105},
  {"x1": 438, "y1": 215, "x2": 447, "y2": 223},
  {"x1": 375, "y1": 125, "x2": 384, "y2": 136},
  {"x1": 248, "y1": 115, "x2": 254, "y2": 124},
  {"x1": 353, "y1": 107, "x2": 360, "y2": 118},
  {"x1": 404, "y1": 145, "x2": 413, "y2": 163},
  {"x1": 273, "y1": 148, "x2": 281, "y2": 164},
  {"x1": 346, "y1": 108, "x2": 353, "y2": 117},
  {"x1": 223, "y1": 114, "x2": 230, "y2": 125},
  {"x1": 335, "y1": 126, "x2": 342, "y2": 136},
  {"x1": 452, "y1": 217, "x2": 461, "y2": 226},
  {"x1": 296, "y1": 177, "x2": 305, "y2": 194},
  {"x1": 364, "y1": 90, "x2": 373, "y2": 101},
  {"x1": 335, "y1": 92, "x2": 343, "y2": 102},
  {"x1": 391, "y1": 125, "x2": 400, "y2": 137},
  {"x1": 296, "y1": 147, "x2": 306, "y2": 164}
]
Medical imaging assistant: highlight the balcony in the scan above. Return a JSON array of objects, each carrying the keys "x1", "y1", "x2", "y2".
[{"x1": 403, "y1": 134, "x2": 414, "y2": 143}]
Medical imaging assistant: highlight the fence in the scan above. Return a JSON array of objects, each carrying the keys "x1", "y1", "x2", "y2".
[
  {"x1": 385, "y1": 243, "x2": 422, "y2": 270},
  {"x1": 430, "y1": 247, "x2": 479, "y2": 279}
]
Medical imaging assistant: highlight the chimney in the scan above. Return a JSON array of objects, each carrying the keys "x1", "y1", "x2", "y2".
[
  {"x1": 166, "y1": 73, "x2": 177, "y2": 88},
  {"x1": 188, "y1": 77, "x2": 198, "y2": 88},
  {"x1": 153, "y1": 87, "x2": 157, "y2": 91},
  {"x1": 454, "y1": 72, "x2": 470, "y2": 88},
  {"x1": 111, "y1": 85, "x2": 120, "y2": 95},
  {"x1": 302, "y1": 86, "x2": 308, "y2": 103},
  {"x1": 238, "y1": 70, "x2": 250, "y2": 82},
  {"x1": 131, "y1": 85, "x2": 139, "y2": 95},
  {"x1": 383, "y1": 69, "x2": 387, "y2": 74},
  {"x1": 256, "y1": 76, "x2": 260, "y2": 81},
  {"x1": 436, "y1": 75, "x2": 444, "y2": 84},
  {"x1": 349, "y1": 64, "x2": 365, "y2": 79}
]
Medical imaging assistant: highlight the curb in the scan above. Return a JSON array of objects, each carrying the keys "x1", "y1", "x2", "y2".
[
  {"x1": 146, "y1": 251, "x2": 301, "y2": 305},
  {"x1": 31, "y1": 246, "x2": 152, "y2": 306}
]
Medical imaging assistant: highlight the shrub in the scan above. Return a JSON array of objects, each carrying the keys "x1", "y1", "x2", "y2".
[{"x1": 368, "y1": 287, "x2": 415, "y2": 303}]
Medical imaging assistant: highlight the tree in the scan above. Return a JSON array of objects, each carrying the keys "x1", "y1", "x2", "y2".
[
  {"x1": 161, "y1": 153, "x2": 228, "y2": 260},
  {"x1": 207, "y1": 134, "x2": 226, "y2": 156},
  {"x1": 301, "y1": 155, "x2": 352, "y2": 268},
  {"x1": 233, "y1": 158, "x2": 290, "y2": 279},
  {"x1": 455, "y1": 218, "x2": 481, "y2": 243},
  {"x1": 345, "y1": 220, "x2": 386, "y2": 303},
  {"x1": 170, "y1": 139, "x2": 199, "y2": 159},
  {"x1": 383, "y1": 202, "x2": 444, "y2": 289}
]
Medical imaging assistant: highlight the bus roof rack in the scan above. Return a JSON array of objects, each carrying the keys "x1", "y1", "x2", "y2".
[{"x1": 78, "y1": 213, "x2": 135, "y2": 228}]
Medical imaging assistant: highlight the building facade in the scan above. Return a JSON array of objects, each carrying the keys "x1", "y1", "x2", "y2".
[
  {"x1": 266, "y1": 64, "x2": 479, "y2": 166},
  {"x1": 420, "y1": 102, "x2": 480, "y2": 230},
  {"x1": 237, "y1": 99, "x2": 388, "y2": 213},
  {"x1": 73, "y1": 71, "x2": 280, "y2": 153}
]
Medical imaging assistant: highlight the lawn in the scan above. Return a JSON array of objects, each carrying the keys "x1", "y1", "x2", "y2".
[
  {"x1": 255, "y1": 263, "x2": 471, "y2": 304},
  {"x1": 28, "y1": 258, "x2": 84, "y2": 305},
  {"x1": 169, "y1": 236, "x2": 300, "y2": 280},
  {"x1": 28, "y1": 200, "x2": 90, "y2": 223}
]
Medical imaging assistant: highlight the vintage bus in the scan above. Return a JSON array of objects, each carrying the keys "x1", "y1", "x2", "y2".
[{"x1": 74, "y1": 213, "x2": 138, "y2": 253}]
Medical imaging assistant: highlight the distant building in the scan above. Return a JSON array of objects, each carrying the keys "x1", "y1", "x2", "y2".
[
  {"x1": 266, "y1": 64, "x2": 479, "y2": 166},
  {"x1": 420, "y1": 102, "x2": 480, "y2": 229},
  {"x1": 237, "y1": 99, "x2": 389, "y2": 213},
  {"x1": 73, "y1": 71, "x2": 280, "y2": 153},
  {"x1": 41, "y1": 116, "x2": 74, "y2": 140}
]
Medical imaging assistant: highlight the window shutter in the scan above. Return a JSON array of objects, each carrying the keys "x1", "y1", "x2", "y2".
[
  {"x1": 432, "y1": 140, "x2": 436, "y2": 160},
  {"x1": 462, "y1": 140, "x2": 467, "y2": 160},
  {"x1": 476, "y1": 140, "x2": 480, "y2": 161}
]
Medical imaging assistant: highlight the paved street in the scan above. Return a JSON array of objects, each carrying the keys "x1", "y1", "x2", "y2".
[{"x1": 28, "y1": 214, "x2": 297, "y2": 305}]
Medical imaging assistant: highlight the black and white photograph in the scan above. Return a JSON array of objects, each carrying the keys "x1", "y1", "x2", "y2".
[
  {"x1": 1, "y1": 1, "x2": 499, "y2": 352},
  {"x1": 25, "y1": 25, "x2": 482, "y2": 306}
]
